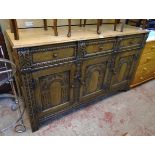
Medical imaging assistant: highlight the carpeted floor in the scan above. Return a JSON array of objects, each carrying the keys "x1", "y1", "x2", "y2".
[{"x1": 0, "y1": 80, "x2": 155, "y2": 136}]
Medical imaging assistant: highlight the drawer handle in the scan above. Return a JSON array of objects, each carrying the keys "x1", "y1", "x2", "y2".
[
  {"x1": 140, "y1": 77, "x2": 143, "y2": 80},
  {"x1": 143, "y1": 67, "x2": 147, "y2": 71},
  {"x1": 99, "y1": 46, "x2": 104, "y2": 50},
  {"x1": 112, "y1": 68, "x2": 117, "y2": 75},
  {"x1": 129, "y1": 41, "x2": 133, "y2": 45},
  {"x1": 146, "y1": 57, "x2": 151, "y2": 61},
  {"x1": 53, "y1": 53, "x2": 58, "y2": 58},
  {"x1": 81, "y1": 81, "x2": 85, "y2": 85},
  {"x1": 151, "y1": 46, "x2": 155, "y2": 50}
]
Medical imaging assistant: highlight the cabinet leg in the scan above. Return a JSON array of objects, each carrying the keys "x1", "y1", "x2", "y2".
[
  {"x1": 120, "y1": 86, "x2": 130, "y2": 92},
  {"x1": 67, "y1": 19, "x2": 71, "y2": 37},
  {"x1": 31, "y1": 119, "x2": 39, "y2": 132},
  {"x1": 53, "y1": 19, "x2": 58, "y2": 36}
]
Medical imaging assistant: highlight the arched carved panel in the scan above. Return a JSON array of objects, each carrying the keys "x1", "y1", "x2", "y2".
[
  {"x1": 87, "y1": 70, "x2": 100, "y2": 93},
  {"x1": 118, "y1": 63, "x2": 128, "y2": 82},
  {"x1": 50, "y1": 81, "x2": 62, "y2": 106},
  {"x1": 111, "y1": 54, "x2": 135, "y2": 85},
  {"x1": 39, "y1": 71, "x2": 70, "y2": 110},
  {"x1": 83, "y1": 63, "x2": 107, "y2": 96}
]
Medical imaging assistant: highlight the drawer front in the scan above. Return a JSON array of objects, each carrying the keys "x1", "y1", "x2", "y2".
[
  {"x1": 32, "y1": 47, "x2": 75, "y2": 63},
  {"x1": 85, "y1": 39, "x2": 116, "y2": 56},
  {"x1": 143, "y1": 41, "x2": 155, "y2": 54},
  {"x1": 118, "y1": 34, "x2": 145, "y2": 50},
  {"x1": 139, "y1": 51, "x2": 155, "y2": 65},
  {"x1": 132, "y1": 62, "x2": 155, "y2": 85}
]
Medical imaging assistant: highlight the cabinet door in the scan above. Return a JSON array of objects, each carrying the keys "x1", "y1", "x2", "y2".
[
  {"x1": 110, "y1": 49, "x2": 139, "y2": 91},
  {"x1": 32, "y1": 63, "x2": 76, "y2": 118},
  {"x1": 79, "y1": 55, "x2": 111, "y2": 103}
]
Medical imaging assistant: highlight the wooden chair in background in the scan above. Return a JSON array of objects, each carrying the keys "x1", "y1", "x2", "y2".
[
  {"x1": 81, "y1": 19, "x2": 126, "y2": 34},
  {"x1": 10, "y1": 19, "x2": 72, "y2": 40},
  {"x1": 114, "y1": 19, "x2": 126, "y2": 32},
  {"x1": 10, "y1": 19, "x2": 59, "y2": 40},
  {"x1": 81, "y1": 19, "x2": 102, "y2": 34}
]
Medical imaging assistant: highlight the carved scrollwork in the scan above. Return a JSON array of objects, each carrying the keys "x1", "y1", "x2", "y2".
[
  {"x1": 77, "y1": 41, "x2": 86, "y2": 59},
  {"x1": 17, "y1": 48, "x2": 32, "y2": 68}
]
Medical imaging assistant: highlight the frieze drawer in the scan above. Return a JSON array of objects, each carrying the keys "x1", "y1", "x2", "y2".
[
  {"x1": 32, "y1": 44, "x2": 76, "y2": 64},
  {"x1": 118, "y1": 34, "x2": 145, "y2": 50},
  {"x1": 85, "y1": 38, "x2": 116, "y2": 56}
]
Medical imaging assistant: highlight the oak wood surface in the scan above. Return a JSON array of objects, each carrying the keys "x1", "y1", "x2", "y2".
[{"x1": 6, "y1": 24, "x2": 147, "y2": 48}]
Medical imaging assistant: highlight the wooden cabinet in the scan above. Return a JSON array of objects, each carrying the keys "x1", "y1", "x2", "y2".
[
  {"x1": 131, "y1": 40, "x2": 155, "y2": 87},
  {"x1": 6, "y1": 27, "x2": 148, "y2": 132}
]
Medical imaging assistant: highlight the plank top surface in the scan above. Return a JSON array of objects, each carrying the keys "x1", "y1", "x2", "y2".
[{"x1": 6, "y1": 24, "x2": 148, "y2": 48}]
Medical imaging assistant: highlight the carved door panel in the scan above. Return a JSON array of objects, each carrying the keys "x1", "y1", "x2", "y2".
[
  {"x1": 32, "y1": 63, "x2": 76, "y2": 118},
  {"x1": 79, "y1": 55, "x2": 111, "y2": 103},
  {"x1": 110, "y1": 49, "x2": 139, "y2": 91}
]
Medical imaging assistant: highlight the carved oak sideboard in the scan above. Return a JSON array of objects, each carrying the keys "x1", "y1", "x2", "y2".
[{"x1": 6, "y1": 25, "x2": 148, "y2": 132}]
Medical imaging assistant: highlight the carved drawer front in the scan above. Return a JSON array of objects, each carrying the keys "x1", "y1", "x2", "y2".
[
  {"x1": 85, "y1": 38, "x2": 116, "y2": 56},
  {"x1": 118, "y1": 34, "x2": 145, "y2": 50},
  {"x1": 139, "y1": 51, "x2": 155, "y2": 65},
  {"x1": 32, "y1": 44, "x2": 76, "y2": 64},
  {"x1": 110, "y1": 49, "x2": 139, "y2": 91},
  {"x1": 31, "y1": 63, "x2": 76, "y2": 119},
  {"x1": 79, "y1": 55, "x2": 111, "y2": 103}
]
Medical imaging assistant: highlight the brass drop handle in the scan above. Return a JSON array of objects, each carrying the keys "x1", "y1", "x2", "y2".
[
  {"x1": 99, "y1": 46, "x2": 104, "y2": 50},
  {"x1": 53, "y1": 53, "x2": 58, "y2": 58},
  {"x1": 140, "y1": 76, "x2": 144, "y2": 80}
]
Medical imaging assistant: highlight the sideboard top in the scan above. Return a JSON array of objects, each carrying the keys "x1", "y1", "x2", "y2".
[{"x1": 6, "y1": 24, "x2": 148, "y2": 49}]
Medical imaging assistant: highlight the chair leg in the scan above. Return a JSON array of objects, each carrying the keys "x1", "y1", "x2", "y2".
[
  {"x1": 53, "y1": 19, "x2": 58, "y2": 36},
  {"x1": 83, "y1": 19, "x2": 86, "y2": 27},
  {"x1": 97, "y1": 19, "x2": 101, "y2": 34},
  {"x1": 120, "y1": 19, "x2": 126, "y2": 32},
  {"x1": 9, "y1": 20, "x2": 14, "y2": 33},
  {"x1": 43, "y1": 19, "x2": 48, "y2": 30},
  {"x1": 80, "y1": 19, "x2": 82, "y2": 27},
  {"x1": 10, "y1": 19, "x2": 19, "y2": 40},
  {"x1": 142, "y1": 19, "x2": 148, "y2": 29},
  {"x1": 67, "y1": 19, "x2": 71, "y2": 37},
  {"x1": 114, "y1": 19, "x2": 118, "y2": 31},
  {"x1": 99, "y1": 19, "x2": 102, "y2": 26}
]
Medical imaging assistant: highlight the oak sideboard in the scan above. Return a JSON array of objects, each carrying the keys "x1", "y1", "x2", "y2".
[{"x1": 6, "y1": 24, "x2": 148, "y2": 132}]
